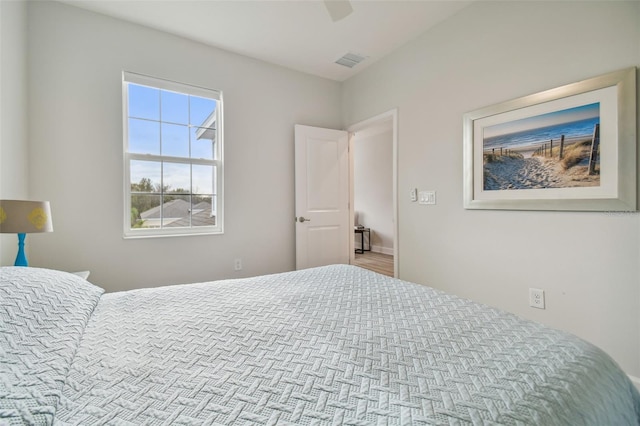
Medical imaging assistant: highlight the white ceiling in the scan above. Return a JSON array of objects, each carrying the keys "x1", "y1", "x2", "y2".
[{"x1": 58, "y1": 0, "x2": 471, "y2": 82}]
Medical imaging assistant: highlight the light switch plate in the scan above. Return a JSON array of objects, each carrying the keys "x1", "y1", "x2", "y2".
[
  {"x1": 419, "y1": 191, "x2": 436, "y2": 205},
  {"x1": 410, "y1": 188, "x2": 417, "y2": 202}
]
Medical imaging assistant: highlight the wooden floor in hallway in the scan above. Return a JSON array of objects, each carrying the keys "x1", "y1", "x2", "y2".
[{"x1": 352, "y1": 251, "x2": 394, "y2": 277}]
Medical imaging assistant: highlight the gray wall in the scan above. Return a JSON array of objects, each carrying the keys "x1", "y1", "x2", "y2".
[
  {"x1": 25, "y1": 1, "x2": 342, "y2": 291},
  {"x1": 0, "y1": 1, "x2": 29, "y2": 265},
  {"x1": 343, "y1": 1, "x2": 640, "y2": 377}
]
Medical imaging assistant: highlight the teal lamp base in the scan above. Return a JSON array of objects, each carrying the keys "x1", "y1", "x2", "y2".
[{"x1": 14, "y1": 233, "x2": 28, "y2": 267}]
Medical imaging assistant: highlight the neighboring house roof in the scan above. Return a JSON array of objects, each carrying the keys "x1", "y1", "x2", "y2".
[
  {"x1": 195, "y1": 113, "x2": 216, "y2": 141},
  {"x1": 170, "y1": 207, "x2": 215, "y2": 227},
  {"x1": 140, "y1": 198, "x2": 215, "y2": 227},
  {"x1": 193, "y1": 201, "x2": 211, "y2": 210},
  {"x1": 140, "y1": 199, "x2": 188, "y2": 219}
]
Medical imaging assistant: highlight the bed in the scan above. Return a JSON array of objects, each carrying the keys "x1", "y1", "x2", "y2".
[{"x1": 1, "y1": 265, "x2": 639, "y2": 425}]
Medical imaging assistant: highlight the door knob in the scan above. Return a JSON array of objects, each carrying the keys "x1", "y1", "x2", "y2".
[{"x1": 298, "y1": 216, "x2": 311, "y2": 223}]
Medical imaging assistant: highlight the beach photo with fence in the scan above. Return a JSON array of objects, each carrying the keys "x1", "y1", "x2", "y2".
[{"x1": 482, "y1": 102, "x2": 601, "y2": 191}]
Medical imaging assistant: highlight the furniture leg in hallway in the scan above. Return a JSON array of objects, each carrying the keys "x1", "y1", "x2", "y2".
[{"x1": 354, "y1": 227, "x2": 371, "y2": 254}]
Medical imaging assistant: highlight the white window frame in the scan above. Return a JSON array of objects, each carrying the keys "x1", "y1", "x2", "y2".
[{"x1": 122, "y1": 71, "x2": 224, "y2": 238}]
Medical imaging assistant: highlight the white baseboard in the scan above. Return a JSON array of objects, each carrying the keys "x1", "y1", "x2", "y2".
[
  {"x1": 371, "y1": 245, "x2": 394, "y2": 256},
  {"x1": 629, "y1": 375, "x2": 640, "y2": 392}
]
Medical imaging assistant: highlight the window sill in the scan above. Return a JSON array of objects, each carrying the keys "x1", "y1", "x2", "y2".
[{"x1": 123, "y1": 227, "x2": 223, "y2": 239}]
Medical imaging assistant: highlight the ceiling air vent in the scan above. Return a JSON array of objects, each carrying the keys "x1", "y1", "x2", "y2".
[{"x1": 335, "y1": 52, "x2": 367, "y2": 68}]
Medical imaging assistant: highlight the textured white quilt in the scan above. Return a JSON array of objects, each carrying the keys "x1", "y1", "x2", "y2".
[{"x1": 2, "y1": 265, "x2": 639, "y2": 425}]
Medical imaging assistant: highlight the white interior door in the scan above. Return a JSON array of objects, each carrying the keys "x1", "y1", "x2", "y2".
[{"x1": 295, "y1": 124, "x2": 349, "y2": 270}]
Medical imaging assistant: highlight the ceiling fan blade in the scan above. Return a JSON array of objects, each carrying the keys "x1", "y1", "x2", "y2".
[{"x1": 324, "y1": 0, "x2": 353, "y2": 22}]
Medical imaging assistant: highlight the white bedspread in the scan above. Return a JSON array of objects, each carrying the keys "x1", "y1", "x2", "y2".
[{"x1": 2, "y1": 265, "x2": 639, "y2": 425}]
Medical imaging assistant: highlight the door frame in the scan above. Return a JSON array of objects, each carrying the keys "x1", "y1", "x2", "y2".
[{"x1": 347, "y1": 109, "x2": 399, "y2": 278}]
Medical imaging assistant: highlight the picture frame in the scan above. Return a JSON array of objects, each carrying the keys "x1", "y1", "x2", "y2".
[{"x1": 463, "y1": 67, "x2": 636, "y2": 211}]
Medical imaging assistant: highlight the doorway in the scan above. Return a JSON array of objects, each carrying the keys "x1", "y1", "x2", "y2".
[{"x1": 348, "y1": 109, "x2": 398, "y2": 277}]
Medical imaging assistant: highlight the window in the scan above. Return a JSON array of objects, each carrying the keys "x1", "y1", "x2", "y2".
[{"x1": 123, "y1": 72, "x2": 223, "y2": 237}]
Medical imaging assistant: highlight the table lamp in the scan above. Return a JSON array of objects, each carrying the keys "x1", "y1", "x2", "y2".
[{"x1": 0, "y1": 200, "x2": 53, "y2": 266}]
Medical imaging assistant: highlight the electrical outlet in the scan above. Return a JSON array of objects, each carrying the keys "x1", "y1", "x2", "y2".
[
  {"x1": 234, "y1": 258, "x2": 242, "y2": 271},
  {"x1": 529, "y1": 288, "x2": 545, "y2": 309}
]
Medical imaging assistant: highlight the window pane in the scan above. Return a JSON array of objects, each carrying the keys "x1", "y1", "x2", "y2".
[
  {"x1": 192, "y1": 165, "x2": 214, "y2": 194},
  {"x1": 128, "y1": 84, "x2": 159, "y2": 120},
  {"x1": 192, "y1": 196, "x2": 215, "y2": 227},
  {"x1": 163, "y1": 162, "x2": 191, "y2": 193},
  {"x1": 129, "y1": 118, "x2": 160, "y2": 155},
  {"x1": 124, "y1": 73, "x2": 222, "y2": 235},
  {"x1": 190, "y1": 96, "x2": 217, "y2": 127},
  {"x1": 130, "y1": 160, "x2": 161, "y2": 192},
  {"x1": 162, "y1": 123, "x2": 189, "y2": 158},
  {"x1": 191, "y1": 127, "x2": 215, "y2": 160},
  {"x1": 161, "y1": 90, "x2": 188, "y2": 125},
  {"x1": 131, "y1": 194, "x2": 161, "y2": 228},
  {"x1": 162, "y1": 194, "x2": 191, "y2": 227}
]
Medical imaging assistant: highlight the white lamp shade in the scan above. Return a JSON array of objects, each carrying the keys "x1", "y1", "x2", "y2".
[{"x1": 0, "y1": 200, "x2": 53, "y2": 233}]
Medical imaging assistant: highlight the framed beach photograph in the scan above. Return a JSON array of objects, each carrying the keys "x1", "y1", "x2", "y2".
[{"x1": 463, "y1": 67, "x2": 636, "y2": 211}]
